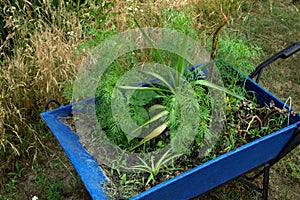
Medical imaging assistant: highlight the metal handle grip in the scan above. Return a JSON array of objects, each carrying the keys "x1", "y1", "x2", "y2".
[
  {"x1": 281, "y1": 42, "x2": 300, "y2": 59},
  {"x1": 45, "y1": 99, "x2": 62, "y2": 111},
  {"x1": 249, "y1": 42, "x2": 300, "y2": 82}
]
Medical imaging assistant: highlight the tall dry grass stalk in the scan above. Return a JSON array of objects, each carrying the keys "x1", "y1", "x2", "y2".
[
  {"x1": 109, "y1": 0, "x2": 191, "y2": 31},
  {"x1": 182, "y1": 0, "x2": 244, "y2": 39},
  {"x1": 109, "y1": 0, "x2": 245, "y2": 50},
  {"x1": 0, "y1": 1, "x2": 85, "y2": 188}
]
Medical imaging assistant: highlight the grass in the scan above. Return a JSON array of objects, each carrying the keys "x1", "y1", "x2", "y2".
[
  {"x1": 0, "y1": 0, "x2": 299, "y2": 199},
  {"x1": 235, "y1": 2, "x2": 300, "y2": 199},
  {"x1": 0, "y1": 0, "x2": 86, "y2": 199}
]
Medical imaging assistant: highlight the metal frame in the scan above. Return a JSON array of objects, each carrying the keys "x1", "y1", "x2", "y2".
[
  {"x1": 236, "y1": 42, "x2": 300, "y2": 200},
  {"x1": 238, "y1": 123, "x2": 300, "y2": 200}
]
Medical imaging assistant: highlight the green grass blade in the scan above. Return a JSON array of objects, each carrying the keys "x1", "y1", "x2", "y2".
[
  {"x1": 193, "y1": 80, "x2": 244, "y2": 100},
  {"x1": 131, "y1": 110, "x2": 168, "y2": 135},
  {"x1": 156, "y1": 149, "x2": 182, "y2": 169},
  {"x1": 176, "y1": 34, "x2": 188, "y2": 75},
  {"x1": 117, "y1": 85, "x2": 170, "y2": 93},
  {"x1": 149, "y1": 104, "x2": 166, "y2": 113},
  {"x1": 142, "y1": 71, "x2": 176, "y2": 94},
  {"x1": 130, "y1": 122, "x2": 168, "y2": 151},
  {"x1": 134, "y1": 18, "x2": 166, "y2": 66}
]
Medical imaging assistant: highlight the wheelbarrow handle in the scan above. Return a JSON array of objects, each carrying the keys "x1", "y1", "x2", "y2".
[
  {"x1": 249, "y1": 42, "x2": 300, "y2": 82},
  {"x1": 45, "y1": 99, "x2": 62, "y2": 111}
]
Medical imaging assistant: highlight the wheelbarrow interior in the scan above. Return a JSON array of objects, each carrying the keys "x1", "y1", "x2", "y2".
[{"x1": 40, "y1": 60, "x2": 300, "y2": 200}]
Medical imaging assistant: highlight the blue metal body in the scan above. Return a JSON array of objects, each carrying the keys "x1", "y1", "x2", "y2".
[{"x1": 40, "y1": 69, "x2": 300, "y2": 200}]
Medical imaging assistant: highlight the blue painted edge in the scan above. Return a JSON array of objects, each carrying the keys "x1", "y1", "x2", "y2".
[
  {"x1": 40, "y1": 108, "x2": 109, "y2": 200},
  {"x1": 131, "y1": 122, "x2": 299, "y2": 200}
]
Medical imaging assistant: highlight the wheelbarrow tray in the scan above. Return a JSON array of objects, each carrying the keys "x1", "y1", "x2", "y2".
[{"x1": 40, "y1": 66, "x2": 300, "y2": 200}]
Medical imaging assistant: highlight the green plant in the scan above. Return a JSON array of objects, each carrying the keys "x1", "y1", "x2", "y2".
[
  {"x1": 3, "y1": 161, "x2": 24, "y2": 198},
  {"x1": 111, "y1": 24, "x2": 244, "y2": 152},
  {"x1": 75, "y1": 0, "x2": 116, "y2": 51},
  {"x1": 91, "y1": 25, "x2": 277, "y2": 198},
  {"x1": 47, "y1": 177, "x2": 64, "y2": 200},
  {"x1": 34, "y1": 158, "x2": 79, "y2": 200},
  {"x1": 129, "y1": 150, "x2": 182, "y2": 185},
  {"x1": 162, "y1": 7, "x2": 198, "y2": 37},
  {"x1": 216, "y1": 37, "x2": 263, "y2": 74},
  {"x1": 117, "y1": 67, "x2": 244, "y2": 151},
  {"x1": 5, "y1": 176, "x2": 17, "y2": 195}
]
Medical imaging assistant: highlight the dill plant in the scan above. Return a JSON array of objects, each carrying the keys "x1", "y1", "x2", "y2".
[{"x1": 91, "y1": 22, "x2": 285, "y2": 199}]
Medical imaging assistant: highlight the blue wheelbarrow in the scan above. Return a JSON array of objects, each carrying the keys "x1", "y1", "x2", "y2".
[{"x1": 41, "y1": 42, "x2": 300, "y2": 200}]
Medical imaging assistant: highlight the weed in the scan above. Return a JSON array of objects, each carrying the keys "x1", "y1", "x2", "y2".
[
  {"x1": 216, "y1": 37, "x2": 264, "y2": 74},
  {"x1": 129, "y1": 150, "x2": 182, "y2": 185},
  {"x1": 97, "y1": 23, "x2": 245, "y2": 154},
  {"x1": 162, "y1": 7, "x2": 198, "y2": 37},
  {"x1": 35, "y1": 167, "x2": 64, "y2": 200}
]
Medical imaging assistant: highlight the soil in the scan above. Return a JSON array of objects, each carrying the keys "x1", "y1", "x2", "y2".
[{"x1": 60, "y1": 96, "x2": 291, "y2": 199}]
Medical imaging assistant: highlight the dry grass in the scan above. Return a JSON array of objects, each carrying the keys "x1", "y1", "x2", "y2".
[
  {"x1": 0, "y1": 1, "x2": 85, "y2": 191},
  {"x1": 111, "y1": 0, "x2": 244, "y2": 34},
  {"x1": 111, "y1": 0, "x2": 191, "y2": 29}
]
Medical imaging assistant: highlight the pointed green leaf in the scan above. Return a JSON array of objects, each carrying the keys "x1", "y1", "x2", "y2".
[
  {"x1": 131, "y1": 110, "x2": 168, "y2": 134},
  {"x1": 134, "y1": 18, "x2": 166, "y2": 66},
  {"x1": 193, "y1": 80, "x2": 244, "y2": 100},
  {"x1": 176, "y1": 34, "x2": 189, "y2": 75},
  {"x1": 149, "y1": 104, "x2": 166, "y2": 113},
  {"x1": 117, "y1": 85, "x2": 170, "y2": 93},
  {"x1": 140, "y1": 122, "x2": 167, "y2": 143},
  {"x1": 142, "y1": 71, "x2": 175, "y2": 94},
  {"x1": 130, "y1": 122, "x2": 168, "y2": 151}
]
